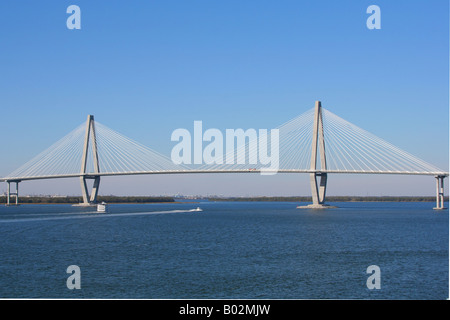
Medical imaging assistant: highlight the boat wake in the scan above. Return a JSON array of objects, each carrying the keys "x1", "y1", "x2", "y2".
[{"x1": 0, "y1": 208, "x2": 203, "y2": 223}]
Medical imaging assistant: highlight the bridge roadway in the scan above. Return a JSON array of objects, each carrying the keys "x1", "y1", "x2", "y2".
[{"x1": 1, "y1": 168, "x2": 448, "y2": 182}]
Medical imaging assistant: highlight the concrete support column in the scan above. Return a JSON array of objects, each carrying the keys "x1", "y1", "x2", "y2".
[
  {"x1": 318, "y1": 172, "x2": 327, "y2": 203},
  {"x1": 78, "y1": 114, "x2": 101, "y2": 206},
  {"x1": 6, "y1": 181, "x2": 10, "y2": 206},
  {"x1": 433, "y1": 175, "x2": 446, "y2": 210},
  {"x1": 89, "y1": 176, "x2": 101, "y2": 203},
  {"x1": 15, "y1": 182, "x2": 19, "y2": 205},
  {"x1": 80, "y1": 176, "x2": 89, "y2": 204},
  {"x1": 310, "y1": 173, "x2": 319, "y2": 205},
  {"x1": 5, "y1": 180, "x2": 20, "y2": 206}
]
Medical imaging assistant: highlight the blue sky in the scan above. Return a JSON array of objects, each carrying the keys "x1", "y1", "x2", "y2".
[{"x1": 0, "y1": 1, "x2": 448, "y2": 196}]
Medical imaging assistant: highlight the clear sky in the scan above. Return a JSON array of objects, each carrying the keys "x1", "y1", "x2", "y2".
[{"x1": 0, "y1": 0, "x2": 448, "y2": 197}]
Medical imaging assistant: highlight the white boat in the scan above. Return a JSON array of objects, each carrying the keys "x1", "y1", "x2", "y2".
[
  {"x1": 189, "y1": 207, "x2": 203, "y2": 212},
  {"x1": 97, "y1": 202, "x2": 108, "y2": 213}
]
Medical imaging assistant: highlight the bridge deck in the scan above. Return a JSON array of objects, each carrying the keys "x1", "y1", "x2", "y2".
[{"x1": 1, "y1": 169, "x2": 448, "y2": 182}]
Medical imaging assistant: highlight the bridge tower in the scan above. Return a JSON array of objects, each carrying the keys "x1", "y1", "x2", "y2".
[
  {"x1": 78, "y1": 114, "x2": 101, "y2": 206},
  {"x1": 298, "y1": 101, "x2": 335, "y2": 209}
]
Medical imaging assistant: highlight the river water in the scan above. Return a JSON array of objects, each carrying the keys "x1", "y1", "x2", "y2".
[{"x1": 0, "y1": 201, "x2": 448, "y2": 299}]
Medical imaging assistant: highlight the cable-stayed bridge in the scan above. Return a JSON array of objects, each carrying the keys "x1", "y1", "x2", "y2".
[{"x1": 1, "y1": 101, "x2": 448, "y2": 209}]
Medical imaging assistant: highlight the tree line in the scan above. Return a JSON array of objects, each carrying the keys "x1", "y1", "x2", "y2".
[{"x1": 0, "y1": 196, "x2": 174, "y2": 204}]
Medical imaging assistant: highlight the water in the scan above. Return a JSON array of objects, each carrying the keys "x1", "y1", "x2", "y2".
[{"x1": 0, "y1": 201, "x2": 447, "y2": 299}]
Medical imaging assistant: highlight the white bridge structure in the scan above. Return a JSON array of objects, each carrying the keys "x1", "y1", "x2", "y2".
[{"x1": 1, "y1": 101, "x2": 448, "y2": 209}]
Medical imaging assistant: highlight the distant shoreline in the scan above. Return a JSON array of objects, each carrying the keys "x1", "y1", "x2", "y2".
[
  {"x1": 1, "y1": 195, "x2": 447, "y2": 204},
  {"x1": 0, "y1": 196, "x2": 175, "y2": 205},
  {"x1": 207, "y1": 196, "x2": 448, "y2": 202}
]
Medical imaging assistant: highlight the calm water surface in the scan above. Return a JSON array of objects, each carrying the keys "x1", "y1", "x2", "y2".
[{"x1": 0, "y1": 201, "x2": 448, "y2": 299}]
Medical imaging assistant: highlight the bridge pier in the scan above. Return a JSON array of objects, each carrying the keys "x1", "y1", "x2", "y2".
[
  {"x1": 79, "y1": 175, "x2": 101, "y2": 206},
  {"x1": 298, "y1": 101, "x2": 335, "y2": 209},
  {"x1": 76, "y1": 114, "x2": 101, "y2": 206},
  {"x1": 5, "y1": 180, "x2": 20, "y2": 206},
  {"x1": 433, "y1": 175, "x2": 446, "y2": 210},
  {"x1": 310, "y1": 172, "x2": 327, "y2": 205}
]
